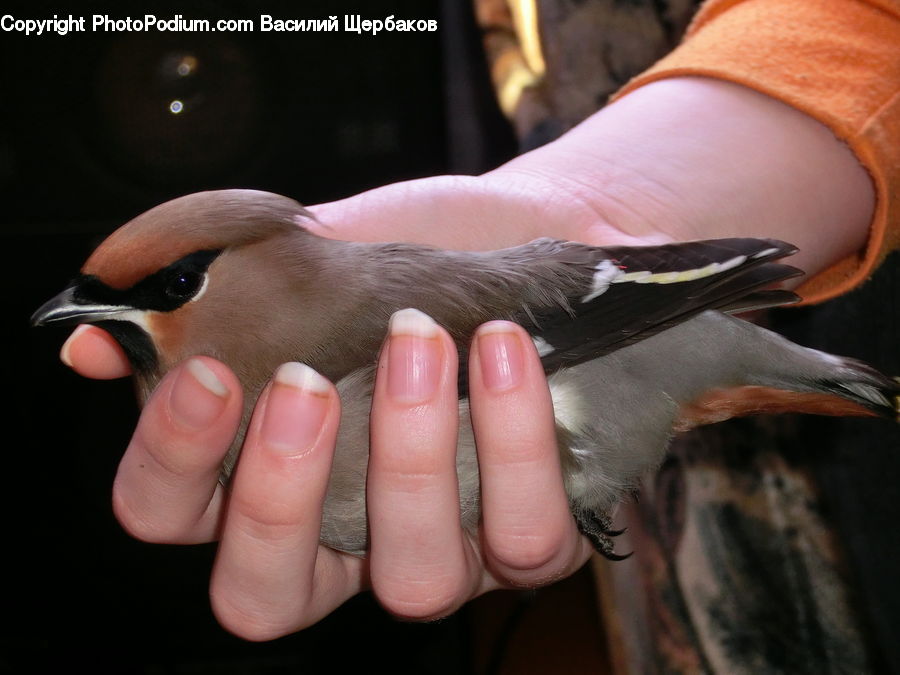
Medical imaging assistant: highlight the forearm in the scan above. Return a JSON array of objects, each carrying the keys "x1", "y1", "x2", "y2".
[{"x1": 488, "y1": 77, "x2": 874, "y2": 283}]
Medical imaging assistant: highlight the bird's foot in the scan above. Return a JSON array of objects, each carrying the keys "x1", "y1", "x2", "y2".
[{"x1": 573, "y1": 508, "x2": 632, "y2": 561}]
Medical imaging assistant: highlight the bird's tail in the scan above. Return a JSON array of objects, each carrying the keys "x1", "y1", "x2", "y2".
[
  {"x1": 675, "y1": 329, "x2": 900, "y2": 431},
  {"x1": 809, "y1": 358, "x2": 900, "y2": 420}
]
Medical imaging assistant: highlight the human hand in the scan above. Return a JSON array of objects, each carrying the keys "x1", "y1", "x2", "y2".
[
  {"x1": 61, "y1": 173, "x2": 614, "y2": 640},
  {"x1": 73, "y1": 315, "x2": 593, "y2": 639},
  {"x1": 60, "y1": 77, "x2": 874, "y2": 638}
]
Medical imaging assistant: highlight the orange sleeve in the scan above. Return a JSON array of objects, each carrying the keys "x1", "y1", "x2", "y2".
[{"x1": 613, "y1": 0, "x2": 900, "y2": 304}]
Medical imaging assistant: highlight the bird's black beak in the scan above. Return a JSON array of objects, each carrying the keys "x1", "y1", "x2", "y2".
[{"x1": 31, "y1": 285, "x2": 133, "y2": 327}]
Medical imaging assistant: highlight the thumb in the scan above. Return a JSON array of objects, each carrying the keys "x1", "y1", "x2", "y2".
[
  {"x1": 305, "y1": 175, "x2": 501, "y2": 248},
  {"x1": 305, "y1": 177, "x2": 459, "y2": 243}
]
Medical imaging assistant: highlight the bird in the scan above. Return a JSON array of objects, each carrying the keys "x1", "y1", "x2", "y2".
[{"x1": 32, "y1": 189, "x2": 900, "y2": 559}]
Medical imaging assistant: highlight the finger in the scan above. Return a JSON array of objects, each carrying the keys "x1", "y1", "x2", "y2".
[
  {"x1": 307, "y1": 179, "x2": 461, "y2": 243},
  {"x1": 210, "y1": 363, "x2": 358, "y2": 641},
  {"x1": 367, "y1": 309, "x2": 479, "y2": 620},
  {"x1": 61, "y1": 325, "x2": 132, "y2": 379},
  {"x1": 112, "y1": 357, "x2": 242, "y2": 544},
  {"x1": 308, "y1": 176, "x2": 494, "y2": 247},
  {"x1": 469, "y1": 322, "x2": 591, "y2": 587},
  {"x1": 307, "y1": 174, "x2": 641, "y2": 250}
]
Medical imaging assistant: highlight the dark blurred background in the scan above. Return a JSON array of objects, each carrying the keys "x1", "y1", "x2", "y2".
[{"x1": 2, "y1": 1, "x2": 522, "y2": 673}]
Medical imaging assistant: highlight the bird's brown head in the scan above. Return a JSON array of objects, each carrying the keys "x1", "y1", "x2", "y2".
[{"x1": 31, "y1": 189, "x2": 325, "y2": 399}]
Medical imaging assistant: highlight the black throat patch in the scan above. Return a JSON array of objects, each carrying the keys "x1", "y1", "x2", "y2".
[{"x1": 95, "y1": 319, "x2": 159, "y2": 376}]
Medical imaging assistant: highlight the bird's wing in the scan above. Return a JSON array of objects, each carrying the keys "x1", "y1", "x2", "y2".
[{"x1": 511, "y1": 238, "x2": 801, "y2": 374}]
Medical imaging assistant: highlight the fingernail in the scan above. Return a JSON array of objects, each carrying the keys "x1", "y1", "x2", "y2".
[
  {"x1": 169, "y1": 358, "x2": 229, "y2": 430},
  {"x1": 478, "y1": 322, "x2": 525, "y2": 392},
  {"x1": 261, "y1": 362, "x2": 331, "y2": 454},
  {"x1": 60, "y1": 324, "x2": 91, "y2": 367},
  {"x1": 387, "y1": 308, "x2": 442, "y2": 404}
]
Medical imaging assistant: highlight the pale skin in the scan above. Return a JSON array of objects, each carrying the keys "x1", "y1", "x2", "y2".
[{"x1": 61, "y1": 78, "x2": 873, "y2": 640}]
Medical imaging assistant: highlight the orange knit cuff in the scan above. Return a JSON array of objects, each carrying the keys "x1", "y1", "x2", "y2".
[{"x1": 613, "y1": 0, "x2": 900, "y2": 304}]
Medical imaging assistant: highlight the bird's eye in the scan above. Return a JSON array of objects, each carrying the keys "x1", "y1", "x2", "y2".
[{"x1": 166, "y1": 271, "x2": 203, "y2": 300}]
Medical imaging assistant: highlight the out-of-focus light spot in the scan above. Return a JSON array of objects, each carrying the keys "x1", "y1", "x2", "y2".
[
  {"x1": 177, "y1": 55, "x2": 198, "y2": 77},
  {"x1": 169, "y1": 100, "x2": 184, "y2": 114}
]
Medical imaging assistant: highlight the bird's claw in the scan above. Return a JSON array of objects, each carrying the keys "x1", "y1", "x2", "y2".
[{"x1": 573, "y1": 508, "x2": 632, "y2": 561}]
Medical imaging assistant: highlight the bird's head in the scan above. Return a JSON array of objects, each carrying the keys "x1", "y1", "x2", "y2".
[{"x1": 31, "y1": 189, "x2": 341, "y2": 402}]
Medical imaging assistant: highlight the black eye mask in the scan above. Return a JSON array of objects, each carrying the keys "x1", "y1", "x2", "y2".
[{"x1": 74, "y1": 249, "x2": 222, "y2": 313}]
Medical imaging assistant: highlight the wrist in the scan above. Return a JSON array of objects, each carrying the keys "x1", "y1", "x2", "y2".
[{"x1": 488, "y1": 77, "x2": 874, "y2": 277}]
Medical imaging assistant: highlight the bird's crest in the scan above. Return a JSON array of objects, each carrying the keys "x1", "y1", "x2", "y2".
[{"x1": 82, "y1": 190, "x2": 312, "y2": 290}]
